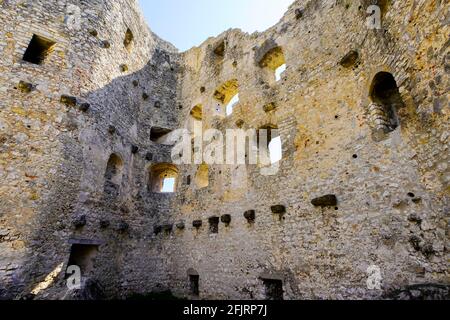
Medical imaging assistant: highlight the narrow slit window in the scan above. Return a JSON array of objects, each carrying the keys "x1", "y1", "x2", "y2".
[
  {"x1": 23, "y1": 34, "x2": 56, "y2": 65},
  {"x1": 213, "y1": 79, "x2": 239, "y2": 117}
]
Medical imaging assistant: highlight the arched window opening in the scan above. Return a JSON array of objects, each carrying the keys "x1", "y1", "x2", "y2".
[
  {"x1": 124, "y1": 28, "x2": 134, "y2": 51},
  {"x1": 368, "y1": 72, "x2": 404, "y2": 137},
  {"x1": 104, "y1": 153, "x2": 124, "y2": 195},
  {"x1": 195, "y1": 163, "x2": 209, "y2": 189},
  {"x1": 149, "y1": 163, "x2": 179, "y2": 193},
  {"x1": 226, "y1": 93, "x2": 239, "y2": 116},
  {"x1": 258, "y1": 46, "x2": 286, "y2": 82},
  {"x1": 213, "y1": 40, "x2": 226, "y2": 58},
  {"x1": 213, "y1": 79, "x2": 239, "y2": 116}
]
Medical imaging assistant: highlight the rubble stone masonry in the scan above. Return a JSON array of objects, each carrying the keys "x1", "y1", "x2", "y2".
[{"x1": 0, "y1": 0, "x2": 448, "y2": 300}]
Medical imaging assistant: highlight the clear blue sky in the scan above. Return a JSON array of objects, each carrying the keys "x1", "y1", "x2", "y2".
[{"x1": 138, "y1": 0, "x2": 294, "y2": 51}]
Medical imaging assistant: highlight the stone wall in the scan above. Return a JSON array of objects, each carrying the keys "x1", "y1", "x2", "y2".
[
  {"x1": 0, "y1": 0, "x2": 448, "y2": 300},
  {"x1": 0, "y1": 0, "x2": 179, "y2": 299}
]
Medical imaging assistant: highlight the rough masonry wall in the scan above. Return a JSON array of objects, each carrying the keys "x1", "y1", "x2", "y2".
[
  {"x1": 0, "y1": 0, "x2": 448, "y2": 300},
  {"x1": 162, "y1": 0, "x2": 449, "y2": 299},
  {"x1": 0, "y1": 0, "x2": 179, "y2": 299}
]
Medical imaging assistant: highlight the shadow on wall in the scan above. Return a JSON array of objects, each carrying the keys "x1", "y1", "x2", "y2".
[{"x1": 15, "y1": 43, "x2": 180, "y2": 300}]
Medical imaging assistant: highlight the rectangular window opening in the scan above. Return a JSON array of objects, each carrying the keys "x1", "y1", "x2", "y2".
[
  {"x1": 67, "y1": 244, "x2": 99, "y2": 277},
  {"x1": 23, "y1": 34, "x2": 56, "y2": 65}
]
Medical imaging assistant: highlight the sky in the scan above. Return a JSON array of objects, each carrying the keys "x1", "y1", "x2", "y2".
[{"x1": 138, "y1": 0, "x2": 294, "y2": 51}]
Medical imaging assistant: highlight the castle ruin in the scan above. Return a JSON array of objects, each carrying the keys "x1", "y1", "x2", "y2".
[{"x1": 0, "y1": 0, "x2": 449, "y2": 300}]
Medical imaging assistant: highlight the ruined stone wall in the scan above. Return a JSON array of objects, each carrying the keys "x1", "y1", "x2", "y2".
[
  {"x1": 0, "y1": 0, "x2": 448, "y2": 300},
  {"x1": 160, "y1": 0, "x2": 449, "y2": 299}
]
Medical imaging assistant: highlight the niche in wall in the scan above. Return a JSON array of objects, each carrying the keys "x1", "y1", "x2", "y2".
[
  {"x1": 23, "y1": 34, "x2": 56, "y2": 65},
  {"x1": 190, "y1": 104, "x2": 203, "y2": 121},
  {"x1": 258, "y1": 46, "x2": 286, "y2": 82},
  {"x1": 367, "y1": 71, "x2": 404, "y2": 140},
  {"x1": 188, "y1": 104, "x2": 203, "y2": 132},
  {"x1": 213, "y1": 40, "x2": 226, "y2": 58},
  {"x1": 67, "y1": 244, "x2": 99, "y2": 276}
]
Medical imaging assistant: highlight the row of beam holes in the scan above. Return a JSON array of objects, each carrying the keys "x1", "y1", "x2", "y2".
[{"x1": 22, "y1": 31, "x2": 170, "y2": 194}]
